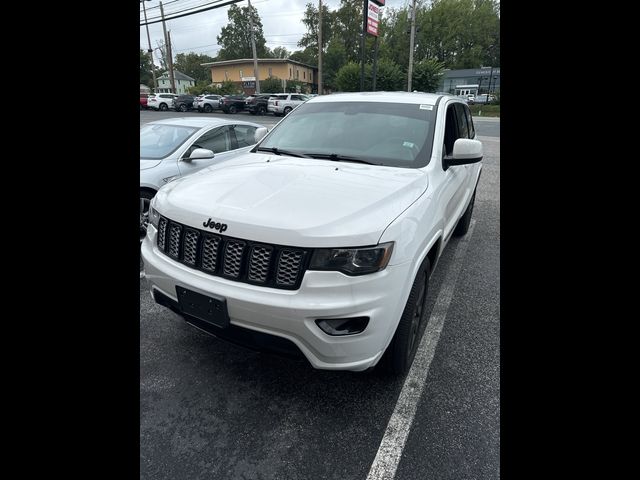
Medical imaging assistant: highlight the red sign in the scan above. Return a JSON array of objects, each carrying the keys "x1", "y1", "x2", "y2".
[{"x1": 367, "y1": 1, "x2": 380, "y2": 36}]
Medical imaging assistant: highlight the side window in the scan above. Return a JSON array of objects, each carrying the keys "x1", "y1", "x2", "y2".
[
  {"x1": 191, "y1": 126, "x2": 233, "y2": 154},
  {"x1": 464, "y1": 105, "x2": 475, "y2": 139},
  {"x1": 233, "y1": 125, "x2": 258, "y2": 148},
  {"x1": 443, "y1": 104, "x2": 459, "y2": 158},
  {"x1": 454, "y1": 103, "x2": 469, "y2": 139}
]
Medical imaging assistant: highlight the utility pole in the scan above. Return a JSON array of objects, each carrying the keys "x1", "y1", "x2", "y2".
[
  {"x1": 159, "y1": 1, "x2": 175, "y2": 93},
  {"x1": 247, "y1": 0, "x2": 260, "y2": 94},
  {"x1": 141, "y1": 0, "x2": 157, "y2": 91},
  {"x1": 318, "y1": 0, "x2": 323, "y2": 95},
  {"x1": 360, "y1": 0, "x2": 367, "y2": 91},
  {"x1": 407, "y1": 0, "x2": 417, "y2": 92},
  {"x1": 167, "y1": 30, "x2": 176, "y2": 93}
]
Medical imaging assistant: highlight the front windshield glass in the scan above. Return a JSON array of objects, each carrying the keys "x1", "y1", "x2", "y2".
[
  {"x1": 140, "y1": 124, "x2": 198, "y2": 159},
  {"x1": 258, "y1": 101, "x2": 436, "y2": 168}
]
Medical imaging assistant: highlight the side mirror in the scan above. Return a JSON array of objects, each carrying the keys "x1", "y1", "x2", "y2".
[
  {"x1": 445, "y1": 138, "x2": 483, "y2": 168},
  {"x1": 185, "y1": 148, "x2": 215, "y2": 161},
  {"x1": 254, "y1": 126, "x2": 268, "y2": 143}
]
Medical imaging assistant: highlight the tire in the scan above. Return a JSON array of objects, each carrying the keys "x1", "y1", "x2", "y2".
[
  {"x1": 453, "y1": 189, "x2": 476, "y2": 237},
  {"x1": 229, "y1": 105, "x2": 237, "y2": 114},
  {"x1": 179, "y1": 103, "x2": 188, "y2": 112},
  {"x1": 382, "y1": 257, "x2": 431, "y2": 375},
  {"x1": 204, "y1": 104, "x2": 212, "y2": 113},
  {"x1": 283, "y1": 106, "x2": 292, "y2": 115},
  {"x1": 257, "y1": 105, "x2": 266, "y2": 115},
  {"x1": 159, "y1": 103, "x2": 168, "y2": 111},
  {"x1": 140, "y1": 190, "x2": 156, "y2": 241}
]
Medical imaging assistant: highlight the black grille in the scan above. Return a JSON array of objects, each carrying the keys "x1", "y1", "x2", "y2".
[{"x1": 156, "y1": 216, "x2": 310, "y2": 290}]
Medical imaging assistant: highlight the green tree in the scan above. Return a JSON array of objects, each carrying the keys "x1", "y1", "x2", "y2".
[
  {"x1": 260, "y1": 76, "x2": 283, "y2": 93},
  {"x1": 411, "y1": 58, "x2": 445, "y2": 92},
  {"x1": 216, "y1": 4, "x2": 269, "y2": 60},
  {"x1": 289, "y1": 48, "x2": 317, "y2": 66},
  {"x1": 322, "y1": 39, "x2": 347, "y2": 90},
  {"x1": 378, "y1": 7, "x2": 411, "y2": 70},
  {"x1": 140, "y1": 49, "x2": 155, "y2": 86},
  {"x1": 417, "y1": 0, "x2": 500, "y2": 69},
  {"x1": 333, "y1": 0, "x2": 364, "y2": 63},
  {"x1": 298, "y1": 2, "x2": 335, "y2": 53},
  {"x1": 173, "y1": 52, "x2": 216, "y2": 84},
  {"x1": 271, "y1": 46, "x2": 290, "y2": 59}
]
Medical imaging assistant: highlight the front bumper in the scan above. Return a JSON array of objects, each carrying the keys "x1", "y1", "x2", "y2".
[{"x1": 141, "y1": 226, "x2": 412, "y2": 371}]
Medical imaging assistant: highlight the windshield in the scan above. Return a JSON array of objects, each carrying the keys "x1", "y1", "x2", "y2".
[
  {"x1": 140, "y1": 124, "x2": 198, "y2": 159},
  {"x1": 258, "y1": 101, "x2": 436, "y2": 168}
]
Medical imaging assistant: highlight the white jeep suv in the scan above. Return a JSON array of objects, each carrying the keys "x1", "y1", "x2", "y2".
[
  {"x1": 148, "y1": 93, "x2": 178, "y2": 111},
  {"x1": 267, "y1": 93, "x2": 309, "y2": 116},
  {"x1": 141, "y1": 92, "x2": 482, "y2": 374}
]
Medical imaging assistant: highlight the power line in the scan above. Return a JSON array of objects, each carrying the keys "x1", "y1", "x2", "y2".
[
  {"x1": 140, "y1": 0, "x2": 242, "y2": 26},
  {"x1": 142, "y1": 0, "x2": 229, "y2": 22}
]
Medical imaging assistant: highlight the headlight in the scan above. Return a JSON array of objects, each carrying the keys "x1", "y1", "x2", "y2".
[
  {"x1": 148, "y1": 200, "x2": 160, "y2": 228},
  {"x1": 309, "y1": 242, "x2": 394, "y2": 275}
]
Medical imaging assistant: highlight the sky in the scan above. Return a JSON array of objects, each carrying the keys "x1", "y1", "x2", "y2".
[{"x1": 140, "y1": 0, "x2": 410, "y2": 67}]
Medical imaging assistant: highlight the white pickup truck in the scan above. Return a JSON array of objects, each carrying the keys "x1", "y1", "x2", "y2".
[{"x1": 141, "y1": 92, "x2": 482, "y2": 374}]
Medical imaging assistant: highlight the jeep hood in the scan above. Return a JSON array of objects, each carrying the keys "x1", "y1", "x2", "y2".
[{"x1": 155, "y1": 153, "x2": 428, "y2": 247}]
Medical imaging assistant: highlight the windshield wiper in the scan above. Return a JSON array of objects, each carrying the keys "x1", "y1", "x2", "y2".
[
  {"x1": 304, "y1": 153, "x2": 380, "y2": 165},
  {"x1": 256, "y1": 147, "x2": 312, "y2": 158}
]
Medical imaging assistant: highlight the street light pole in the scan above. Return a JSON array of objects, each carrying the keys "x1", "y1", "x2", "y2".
[{"x1": 140, "y1": 0, "x2": 157, "y2": 91}]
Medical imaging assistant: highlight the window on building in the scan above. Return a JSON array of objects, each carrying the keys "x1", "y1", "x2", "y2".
[
  {"x1": 239, "y1": 70, "x2": 243, "y2": 79},
  {"x1": 225, "y1": 71, "x2": 228, "y2": 80},
  {"x1": 290, "y1": 68, "x2": 292, "y2": 78},
  {"x1": 296, "y1": 70, "x2": 299, "y2": 79},
  {"x1": 269, "y1": 67, "x2": 273, "y2": 77},
  {"x1": 303, "y1": 71, "x2": 306, "y2": 80}
]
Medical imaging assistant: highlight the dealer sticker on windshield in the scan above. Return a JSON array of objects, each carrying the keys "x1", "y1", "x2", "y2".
[{"x1": 419, "y1": 104, "x2": 433, "y2": 110}]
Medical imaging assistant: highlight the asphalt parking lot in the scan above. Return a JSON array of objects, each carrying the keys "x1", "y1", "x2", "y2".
[{"x1": 140, "y1": 109, "x2": 500, "y2": 479}]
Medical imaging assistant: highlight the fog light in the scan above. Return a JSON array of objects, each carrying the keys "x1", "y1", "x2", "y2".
[{"x1": 315, "y1": 317, "x2": 370, "y2": 336}]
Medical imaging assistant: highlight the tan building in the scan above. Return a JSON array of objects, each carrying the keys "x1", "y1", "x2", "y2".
[{"x1": 201, "y1": 58, "x2": 317, "y2": 95}]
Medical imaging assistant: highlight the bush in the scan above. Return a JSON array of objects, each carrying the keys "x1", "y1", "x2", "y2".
[
  {"x1": 335, "y1": 62, "x2": 371, "y2": 91},
  {"x1": 373, "y1": 59, "x2": 405, "y2": 91},
  {"x1": 412, "y1": 59, "x2": 445, "y2": 93},
  {"x1": 334, "y1": 60, "x2": 405, "y2": 92},
  {"x1": 260, "y1": 76, "x2": 283, "y2": 93}
]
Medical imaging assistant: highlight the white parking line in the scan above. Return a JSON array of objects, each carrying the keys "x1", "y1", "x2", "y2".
[{"x1": 366, "y1": 220, "x2": 477, "y2": 480}]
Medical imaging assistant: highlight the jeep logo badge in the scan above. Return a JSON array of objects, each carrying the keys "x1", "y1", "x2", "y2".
[{"x1": 203, "y1": 218, "x2": 228, "y2": 233}]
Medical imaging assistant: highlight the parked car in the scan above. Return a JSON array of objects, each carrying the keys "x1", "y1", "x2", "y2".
[
  {"x1": 195, "y1": 94, "x2": 222, "y2": 113},
  {"x1": 246, "y1": 94, "x2": 275, "y2": 115},
  {"x1": 148, "y1": 93, "x2": 178, "y2": 111},
  {"x1": 140, "y1": 93, "x2": 149, "y2": 110},
  {"x1": 474, "y1": 94, "x2": 496, "y2": 104},
  {"x1": 174, "y1": 94, "x2": 195, "y2": 112},
  {"x1": 267, "y1": 93, "x2": 310, "y2": 116},
  {"x1": 139, "y1": 118, "x2": 268, "y2": 240},
  {"x1": 220, "y1": 95, "x2": 247, "y2": 114},
  {"x1": 141, "y1": 92, "x2": 483, "y2": 374}
]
